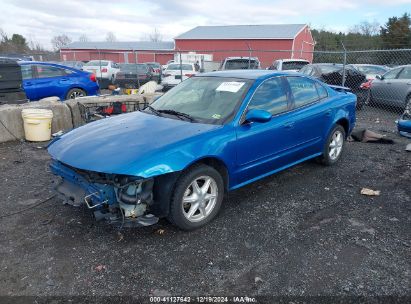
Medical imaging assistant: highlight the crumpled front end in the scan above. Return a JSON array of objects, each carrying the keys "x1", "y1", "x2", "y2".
[
  {"x1": 397, "y1": 110, "x2": 411, "y2": 138},
  {"x1": 50, "y1": 160, "x2": 158, "y2": 227}
]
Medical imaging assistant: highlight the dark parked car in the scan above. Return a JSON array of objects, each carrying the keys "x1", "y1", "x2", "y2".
[
  {"x1": 145, "y1": 62, "x2": 162, "y2": 83},
  {"x1": 300, "y1": 63, "x2": 368, "y2": 109},
  {"x1": 370, "y1": 65, "x2": 411, "y2": 110},
  {"x1": 0, "y1": 58, "x2": 27, "y2": 104},
  {"x1": 114, "y1": 64, "x2": 153, "y2": 88},
  {"x1": 48, "y1": 70, "x2": 356, "y2": 230},
  {"x1": 19, "y1": 62, "x2": 99, "y2": 101}
]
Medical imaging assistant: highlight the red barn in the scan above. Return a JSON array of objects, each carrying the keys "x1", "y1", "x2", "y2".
[
  {"x1": 174, "y1": 24, "x2": 314, "y2": 68},
  {"x1": 60, "y1": 41, "x2": 175, "y2": 64}
]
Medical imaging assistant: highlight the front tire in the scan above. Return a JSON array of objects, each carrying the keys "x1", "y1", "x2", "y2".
[
  {"x1": 167, "y1": 164, "x2": 224, "y2": 231},
  {"x1": 320, "y1": 125, "x2": 346, "y2": 166},
  {"x1": 66, "y1": 88, "x2": 86, "y2": 100}
]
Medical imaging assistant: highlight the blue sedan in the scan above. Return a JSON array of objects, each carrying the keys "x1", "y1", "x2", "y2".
[
  {"x1": 48, "y1": 70, "x2": 356, "y2": 230},
  {"x1": 19, "y1": 61, "x2": 99, "y2": 101}
]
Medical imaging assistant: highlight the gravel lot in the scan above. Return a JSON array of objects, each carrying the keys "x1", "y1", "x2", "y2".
[{"x1": 0, "y1": 107, "x2": 410, "y2": 302}]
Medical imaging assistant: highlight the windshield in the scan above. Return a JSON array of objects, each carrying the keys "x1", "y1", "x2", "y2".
[
  {"x1": 119, "y1": 64, "x2": 148, "y2": 73},
  {"x1": 282, "y1": 61, "x2": 309, "y2": 70},
  {"x1": 148, "y1": 76, "x2": 253, "y2": 124},
  {"x1": 356, "y1": 65, "x2": 388, "y2": 75},
  {"x1": 167, "y1": 64, "x2": 193, "y2": 71},
  {"x1": 85, "y1": 60, "x2": 109, "y2": 67},
  {"x1": 224, "y1": 59, "x2": 259, "y2": 70}
]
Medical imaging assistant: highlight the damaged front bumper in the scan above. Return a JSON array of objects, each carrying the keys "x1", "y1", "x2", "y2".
[{"x1": 50, "y1": 160, "x2": 159, "y2": 227}]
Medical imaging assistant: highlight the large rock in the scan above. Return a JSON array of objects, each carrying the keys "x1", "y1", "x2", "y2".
[{"x1": 0, "y1": 99, "x2": 72, "y2": 143}]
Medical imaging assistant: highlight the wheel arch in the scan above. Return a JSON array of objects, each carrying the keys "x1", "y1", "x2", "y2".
[
  {"x1": 151, "y1": 156, "x2": 230, "y2": 218},
  {"x1": 335, "y1": 117, "x2": 349, "y2": 137},
  {"x1": 65, "y1": 86, "x2": 87, "y2": 99},
  {"x1": 185, "y1": 157, "x2": 230, "y2": 192}
]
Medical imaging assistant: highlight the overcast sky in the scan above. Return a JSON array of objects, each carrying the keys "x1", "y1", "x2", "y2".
[{"x1": 1, "y1": 0, "x2": 410, "y2": 49}]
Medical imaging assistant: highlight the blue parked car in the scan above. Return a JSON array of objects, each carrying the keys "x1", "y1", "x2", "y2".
[
  {"x1": 48, "y1": 70, "x2": 356, "y2": 230},
  {"x1": 19, "y1": 61, "x2": 99, "y2": 101}
]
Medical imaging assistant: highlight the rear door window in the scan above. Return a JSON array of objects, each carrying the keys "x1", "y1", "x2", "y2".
[
  {"x1": 35, "y1": 65, "x2": 66, "y2": 78},
  {"x1": 383, "y1": 68, "x2": 401, "y2": 80},
  {"x1": 287, "y1": 76, "x2": 320, "y2": 108},
  {"x1": 315, "y1": 82, "x2": 328, "y2": 99},
  {"x1": 248, "y1": 77, "x2": 289, "y2": 115}
]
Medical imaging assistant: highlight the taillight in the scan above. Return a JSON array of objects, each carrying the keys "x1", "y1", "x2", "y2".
[
  {"x1": 360, "y1": 79, "x2": 373, "y2": 89},
  {"x1": 90, "y1": 74, "x2": 96, "y2": 82},
  {"x1": 184, "y1": 73, "x2": 195, "y2": 77},
  {"x1": 101, "y1": 68, "x2": 108, "y2": 73}
]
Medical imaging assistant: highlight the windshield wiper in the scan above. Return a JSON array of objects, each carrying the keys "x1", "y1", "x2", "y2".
[
  {"x1": 146, "y1": 105, "x2": 162, "y2": 117},
  {"x1": 157, "y1": 109, "x2": 196, "y2": 122}
]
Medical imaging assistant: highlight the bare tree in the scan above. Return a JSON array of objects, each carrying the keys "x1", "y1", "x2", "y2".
[
  {"x1": 148, "y1": 28, "x2": 163, "y2": 42},
  {"x1": 29, "y1": 39, "x2": 45, "y2": 52},
  {"x1": 79, "y1": 34, "x2": 90, "y2": 42},
  {"x1": 106, "y1": 32, "x2": 116, "y2": 42},
  {"x1": 51, "y1": 34, "x2": 72, "y2": 51},
  {"x1": 350, "y1": 21, "x2": 380, "y2": 36},
  {"x1": 0, "y1": 28, "x2": 7, "y2": 42}
]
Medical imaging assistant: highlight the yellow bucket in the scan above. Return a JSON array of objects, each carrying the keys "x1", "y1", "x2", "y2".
[{"x1": 21, "y1": 109, "x2": 54, "y2": 142}]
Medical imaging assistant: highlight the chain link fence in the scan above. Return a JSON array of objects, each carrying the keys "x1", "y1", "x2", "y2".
[{"x1": 13, "y1": 47, "x2": 410, "y2": 133}]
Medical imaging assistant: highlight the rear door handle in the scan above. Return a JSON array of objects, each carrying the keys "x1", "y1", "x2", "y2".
[
  {"x1": 25, "y1": 82, "x2": 33, "y2": 86},
  {"x1": 325, "y1": 110, "x2": 332, "y2": 117}
]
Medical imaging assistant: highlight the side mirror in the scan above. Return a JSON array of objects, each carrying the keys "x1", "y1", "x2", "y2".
[
  {"x1": 375, "y1": 74, "x2": 383, "y2": 80},
  {"x1": 244, "y1": 109, "x2": 271, "y2": 124}
]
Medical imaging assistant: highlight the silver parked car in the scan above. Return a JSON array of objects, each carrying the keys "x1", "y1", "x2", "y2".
[{"x1": 370, "y1": 65, "x2": 411, "y2": 109}]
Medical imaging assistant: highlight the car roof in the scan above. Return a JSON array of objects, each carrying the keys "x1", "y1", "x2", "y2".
[
  {"x1": 198, "y1": 70, "x2": 293, "y2": 80},
  {"x1": 18, "y1": 61, "x2": 84, "y2": 71},
  {"x1": 224, "y1": 57, "x2": 259, "y2": 61},
  {"x1": 278, "y1": 59, "x2": 309, "y2": 62}
]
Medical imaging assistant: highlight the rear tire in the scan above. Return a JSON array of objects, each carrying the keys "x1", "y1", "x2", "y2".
[
  {"x1": 167, "y1": 164, "x2": 224, "y2": 231},
  {"x1": 319, "y1": 125, "x2": 346, "y2": 166},
  {"x1": 66, "y1": 88, "x2": 86, "y2": 100}
]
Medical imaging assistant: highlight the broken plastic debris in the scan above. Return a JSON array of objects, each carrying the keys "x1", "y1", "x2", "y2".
[
  {"x1": 360, "y1": 188, "x2": 381, "y2": 196},
  {"x1": 52, "y1": 130, "x2": 64, "y2": 137},
  {"x1": 155, "y1": 228, "x2": 165, "y2": 235},
  {"x1": 95, "y1": 265, "x2": 106, "y2": 272}
]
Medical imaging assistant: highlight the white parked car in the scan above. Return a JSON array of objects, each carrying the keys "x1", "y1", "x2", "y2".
[
  {"x1": 162, "y1": 60, "x2": 175, "y2": 72},
  {"x1": 268, "y1": 59, "x2": 309, "y2": 72},
  {"x1": 82, "y1": 60, "x2": 120, "y2": 82},
  {"x1": 161, "y1": 63, "x2": 197, "y2": 90}
]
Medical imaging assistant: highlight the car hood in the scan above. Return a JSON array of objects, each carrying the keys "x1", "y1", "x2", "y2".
[{"x1": 48, "y1": 111, "x2": 220, "y2": 176}]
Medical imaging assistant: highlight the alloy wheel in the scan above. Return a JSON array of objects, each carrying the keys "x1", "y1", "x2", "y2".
[
  {"x1": 69, "y1": 90, "x2": 85, "y2": 99},
  {"x1": 181, "y1": 175, "x2": 218, "y2": 223},
  {"x1": 329, "y1": 130, "x2": 343, "y2": 160}
]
